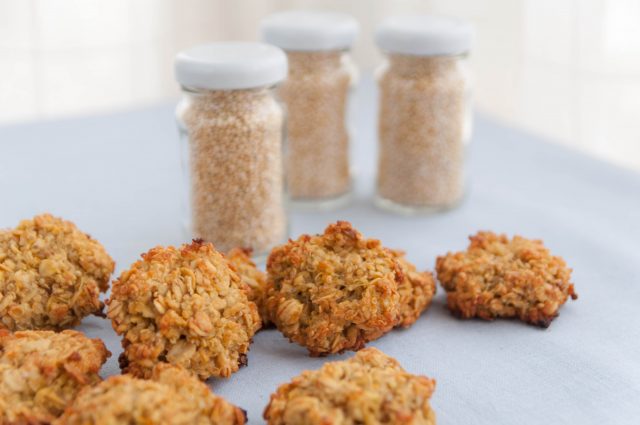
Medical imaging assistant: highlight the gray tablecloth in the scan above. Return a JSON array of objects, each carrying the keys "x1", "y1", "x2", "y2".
[{"x1": 1, "y1": 80, "x2": 639, "y2": 424}]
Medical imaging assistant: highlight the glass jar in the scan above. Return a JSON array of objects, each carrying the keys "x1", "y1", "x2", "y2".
[
  {"x1": 174, "y1": 42, "x2": 288, "y2": 258},
  {"x1": 261, "y1": 11, "x2": 359, "y2": 209},
  {"x1": 374, "y1": 16, "x2": 473, "y2": 214}
]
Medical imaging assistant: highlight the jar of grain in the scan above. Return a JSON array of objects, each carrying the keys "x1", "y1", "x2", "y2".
[
  {"x1": 375, "y1": 16, "x2": 473, "y2": 213},
  {"x1": 174, "y1": 42, "x2": 288, "y2": 257},
  {"x1": 261, "y1": 11, "x2": 359, "y2": 209}
]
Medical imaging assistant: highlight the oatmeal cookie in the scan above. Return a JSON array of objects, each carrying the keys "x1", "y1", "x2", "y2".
[
  {"x1": 265, "y1": 221, "x2": 402, "y2": 356},
  {"x1": 107, "y1": 240, "x2": 261, "y2": 379},
  {"x1": 264, "y1": 347, "x2": 436, "y2": 425},
  {"x1": 0, "y1": 329, "x2": 110, "y2": 424},
  {"x1": 0, "y1": 214, "x2": 115, "y2": 331},
  {"x1": 392, "y1": 250, "x2": 437, "y2": 328},
  {"x1": 55, "y1": 363, "x2": 245, "y2": 425},
  {"x1": 227, "y1": 248, "x2": 270, "y2": 327},
  {"x1": 436, "y1": 231, "x2": 578, "y2": 327}
]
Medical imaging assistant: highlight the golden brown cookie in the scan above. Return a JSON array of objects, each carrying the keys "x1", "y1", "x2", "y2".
[
  {"x1": 264, "y1": 347, "x2": 436, "y2": 425},
  {"x1": 107, "y1": 240, "x2": 261, "y2": 379},
  {"x1": 436, "y1": 231, "x2": 578, "y2": 327},
  {"x1": 0, "y1": 329, "x2": 110, "y2": 424},
  {"x1": 265, "y1": 221, "x2": 406, "y2": 356},
  {"x1": 392, "y1": 250, "x2": 437, "y2": 328},
  {"x1": 0, "y1": 214, "x2": 115, "y2": 331},
  {"x1": 55, "y1": 363, "x2": 246, "y2": 425},
  {"x1": 227, "y1": 248, "x2": 270, "y2": 327}
]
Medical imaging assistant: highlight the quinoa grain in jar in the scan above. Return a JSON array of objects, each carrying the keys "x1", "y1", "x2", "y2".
[
  {"x1": 175, "y1": 43, "x2": 288, "y2": 257},
  {"x1": 375, "y1": 16, "x2": 473, "y2": 213},
  {"x1": 261, "y1": 11, "x2": 359, "y2": 209}
]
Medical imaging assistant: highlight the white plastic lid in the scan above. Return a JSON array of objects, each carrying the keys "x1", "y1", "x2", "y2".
[
  {"x1": 375, "y1": 15, "x2": 473, "y2": 56},
  {"x1": 261, "y1": 10, "x2": 359, "y2": 51},
  {"x1": 174, "y1": 42, "x2": 288, "y2": 90}
]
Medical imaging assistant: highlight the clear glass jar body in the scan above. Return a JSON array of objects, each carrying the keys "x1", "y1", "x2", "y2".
[
  {"x1": 176, "y1": 86, "x2": 287, "y2": 257},
  {"x1": 375, "y1": 53, "x2": 472, "y2": 214},
  {"x1": 279, "y1": 49, "x2": 356, "y2": 209}
]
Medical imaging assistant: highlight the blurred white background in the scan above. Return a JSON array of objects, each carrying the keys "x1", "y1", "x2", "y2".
[{"x1": 1, "y1": 0, "x2": 639, "y2": 170}]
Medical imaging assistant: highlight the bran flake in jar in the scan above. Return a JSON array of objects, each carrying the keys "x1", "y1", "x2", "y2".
[
  {"x1": 280, "y1": 51, "x2": 352, "y2": 200},
  {"x1": 183, "y1": 88, "x2": 286, "y2": 254},
  {"x1": 377, "y1": 54, "x2": 466, "y2": 208}
]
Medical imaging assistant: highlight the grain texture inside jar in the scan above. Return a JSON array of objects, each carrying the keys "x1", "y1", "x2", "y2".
[
  {"x1": 184, "y1": 89, "x2": 286, "y2": 254},
  {"x1": 280, "y1": 51, "x2": 352, "y2": 200},
  {"x1": 377, "y1": 55, "x2": 466, "y2": 208}
]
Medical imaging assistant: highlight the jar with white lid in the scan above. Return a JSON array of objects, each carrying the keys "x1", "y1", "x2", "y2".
[
  {"x1": 375, "y1": 16, "x2": 473, "y2": 214},
  {"x1": 261, "y1": 10, "x2": 359, "y2": 209},
  {"x1": 174, "y1": 42, "x2": 288, "y2": 257}
]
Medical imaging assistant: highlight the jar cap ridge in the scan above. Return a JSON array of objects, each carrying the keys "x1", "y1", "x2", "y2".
[
  {"x1": 261, "y1": 10, "x2": 359, "y2": 51},
  {"x1": 376, "y1": 15, "x2": 473, "y2": 56},
  {"x1": 175, "y1": 42, "x2": 288, "y2": 90}
]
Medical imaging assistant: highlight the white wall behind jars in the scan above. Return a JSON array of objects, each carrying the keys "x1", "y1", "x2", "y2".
[{"x1": 1, "y1": 0, "x2": 639, "y2": 170}]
